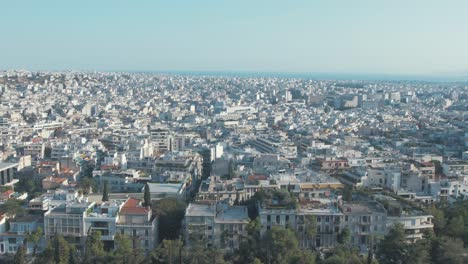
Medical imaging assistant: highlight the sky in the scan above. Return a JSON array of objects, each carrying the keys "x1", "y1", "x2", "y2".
[{"x1": 1, "y1": 0, "x2": 468, "y2": 76}]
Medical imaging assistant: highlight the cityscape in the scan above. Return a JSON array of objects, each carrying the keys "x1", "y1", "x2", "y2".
[
  {"x1": 0, "y1": 70, "x2": 467, "y2": 263},
  {"x1": 1, "y1": 1, "x2": 468, "y2": 264}
]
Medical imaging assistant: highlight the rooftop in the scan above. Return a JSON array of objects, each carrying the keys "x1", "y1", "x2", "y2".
[
  {"x1": 0, "y1": 162, "x2": 18, "y2": 171},
  {"x1": 185, "y1": 203, "x2": 215, "y2": 217},
  {"x1": 119, "y1": 197, "x2": 150, "y2": 215}
]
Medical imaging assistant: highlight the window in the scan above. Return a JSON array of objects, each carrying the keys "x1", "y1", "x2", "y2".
[
  {"x1": 276, "y1": 215, "x2": 280, "y2": 224},
  {"x1": 267, "y1": 215, "x2": 271, "y2": 222}
]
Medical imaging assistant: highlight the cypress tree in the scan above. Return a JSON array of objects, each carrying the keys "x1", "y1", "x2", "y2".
[
  {"x1": 102, "y1": 180, "x2": 109, "y2": 202},
  {"x1": 13, "y1": 243, "x2": 27, "y2": 264},
  {"x1": 144, "y1": 184, "x2": 151, "y2": 207}
]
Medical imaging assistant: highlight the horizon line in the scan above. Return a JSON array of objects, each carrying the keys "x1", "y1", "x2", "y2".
[{"x1": 1, "y1": 68, "x2": 468, "y2": 82}]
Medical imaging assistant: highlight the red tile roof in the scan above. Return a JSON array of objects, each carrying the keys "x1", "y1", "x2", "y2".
[{"x1": 120, "y1": 197, "x2": 150, "y2": 215}]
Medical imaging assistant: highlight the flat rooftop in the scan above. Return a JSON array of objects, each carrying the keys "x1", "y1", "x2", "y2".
[
  {"x1": 147, "y1": 183, "x2": 183, "y2": 194},
  {"x1": 342, "y1": 201, "x2": 386, "y2": 214},
  {"x1": 216, "y1": 206, "x2": 249, "y2": 223},
  {"x1": 0, "y1": 163, "x2": 18, "y2": 171},
  {"x1": 185, "y1": 203, "x2": 215, "y2": 217}
]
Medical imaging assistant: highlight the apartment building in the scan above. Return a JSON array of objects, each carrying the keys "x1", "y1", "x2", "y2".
[
  {"x1": 0, "y1": 162, "x2": 17, "y2": 186},
  {"x1": 184, "y1": 202, "x2": 249, "y2": 251},
  {"x1": 44, "y1": 201, "x2": 95, "y2": 246},
  {"x1": 116, "y1": 198, "x2": 158, "y2": 252}
]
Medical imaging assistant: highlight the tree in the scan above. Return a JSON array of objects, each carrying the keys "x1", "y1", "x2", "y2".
[
  {"x1": 235, "y1": 218, "x2": 262, "y2": 263},
  {"x1": 144, "y1": 184, "x2": 151, "y2": 207},
  {"x1": 228, "y1": 159, "x2": 235, "y2": 179},
  {"x1": 112, "y1": 233, "x2": 133, "y2": 264},
  {"x1": 261, "y1": 226, "x2": 312, "y2": 264},
  {"x1": 83, "y1": 231, "x2": 105, "y2": 264},
  {"x1": 0, "y1": 199, "x2": 25, "y2": 218},
  {"x1": 80, "y1": 176, "x2": 97, "y2": 194},
  {"x1": 69, "y1": 245, "x2": 79, "y2": 264},
  {"x1": 113, "y1": 233, "x2": 145, "y2": 264},
  {"x1": 342, "y1": 186, "x2": 353, "y2": 202},
  {"x1": 54, "y1": 234, "x2": 70, "y2": 264},
  {"x1": 102, "y1": 180, "x2": 109, "y2": 202},
  {"x1": 13, "y1": 243, "x2": 27, "y2": 264},
  {"x1": 129, "y1": 236, "x2": 146, "y2": 264},
  {"x1": 337, "y1": 227, "x2": 351, "y2": 245},
  {"x1": 427, "y1": 205, "x2": 446, "y2": 235},
  {"x1": 376, "y1": 224, "x2": 412, "y2": 264},
  {"x1": 26, "y1": 226, "x2": 43, "y2": 256},
  {"x1": 445, "y1": 215, "x2": 464, "y2": 239},
  {"x1": 153, "y1": 198, "x2": 187, "y2": 241},
  {"x1": 305, "y1": 215, "x2": 317, "y2": 248},
  {"x1": 34, "y1": 239, "x2": 54, "y2": 264},
  {"x1": 252, "y1": 258, "x2": 263, "y2": 264},
  {"x1": 431, "y1": 160, "x2": 443, "y2": 175},
  {"x1": 431, "y1": 236, "x2": 464, "y2": 264},
  {"x1": 153, "y1": 238, "x2": 184, "y2": 264}
]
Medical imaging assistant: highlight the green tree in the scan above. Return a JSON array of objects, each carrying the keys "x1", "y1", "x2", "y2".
[
  {"x1": 445, "y1": 215, "x2": 464, "y2": 239},
  {"x1": 153, "y1": 198, "x2": 187, "y2": 241},
  {"x1": 252, "y1": 258, "x2": 263, "y2": 264},
  {"x1": 153, "y1": 238, "x2": 184, "y2": 264},
  {"x1": 376, "y1": 224, "x2": 412, "y2": 264},
  {"x1": 113, "y1": 233, "x2": 133, "y2": 264},
  {"x1": 26, "y1": 226, "x2": 43, "y2": 256},
  {"x1": 342, "y1": 186, "x2": 353, "y2": 202},
  {"x1": 13, "y1": 243, "x2": 27, "y2": 264},
  {"x1": 337, "y1": 227, "x2": 351, "y2": 245},
  {"x1": 80, "y1": 176, "x2": 97, "y2": 194},
  {"x1": 54, "y1": 234, "x2": 70, "y2": 264},
  {"x1": 34, "y1": 239, "x2": 54, "y2": 264},
  {"x1": 261, "y1": 226, "x2": 309, "y2": 264},
  {"x1": 0, "y1": 199, "x2": 25, "y2": 218},
  {"x1": 305, "y1": 215, "x2": 317, "y2": 248},
  {"x1": 431, "y1": 160, "x2": 443, "y2": 175},
  {"x1": 431, "y1": 236, "x2": 464, "y2": 264},
  {"x1": 144, "y1": 184, "x2": 151, "y2": 207},
  {"x1": 69, "y1": 245, "x2": 79, "y2": 264},
  {"x1": 83, "y1": 231, "x2": 105, "y2": 264},
  {"x1": 235, "y1": 218, "x2": 262, "y2": 263},
  {"x1": 129, "y1": 237, "x2": 146, "y2": 264},
  {"x1": 227, "y1": 159, "x2": 235, "y2": 179},
  {"x1": 112, "y1": 234, "x2": 145, "y2": 264},
  {"x1": 102, "y1": 180, "x2": 109, "y2": 202},
  {"x1": 427, "y1": 205, "x2": 446, "y2": 235}
]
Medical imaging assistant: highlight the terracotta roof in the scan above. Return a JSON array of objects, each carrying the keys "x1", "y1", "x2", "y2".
[
  {"x1": 120, "y1": 197, "x2": 150, "y2": 215},
  {"x1": 2, "y1": 190, "x2": 14, "y2": 196}
]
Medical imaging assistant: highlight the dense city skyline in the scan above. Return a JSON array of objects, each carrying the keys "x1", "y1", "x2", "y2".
[{"x1": 1, "y1": 1, "x2": 468, "y2": 263}]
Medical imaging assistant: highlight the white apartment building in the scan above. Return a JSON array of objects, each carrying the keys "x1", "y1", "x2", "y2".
[{"x1": 184, "y1": 202, "x2": 249, "y2": 251}]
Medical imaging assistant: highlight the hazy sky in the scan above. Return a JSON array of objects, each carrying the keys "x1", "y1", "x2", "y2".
[{"x1": 1, "y1": 0, "x2": 468, "y2": 75}]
